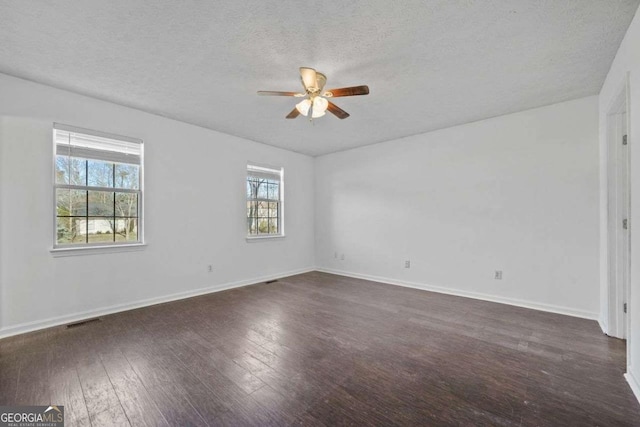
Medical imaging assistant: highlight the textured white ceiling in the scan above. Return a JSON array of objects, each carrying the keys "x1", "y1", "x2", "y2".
[{"x1": 0, "y1": 1, "x2": 638, "y2": 156}]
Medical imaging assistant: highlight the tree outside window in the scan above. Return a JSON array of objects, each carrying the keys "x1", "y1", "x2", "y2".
[{"x1": 246, "y1": 165, "x2": 282, "y2": 236}]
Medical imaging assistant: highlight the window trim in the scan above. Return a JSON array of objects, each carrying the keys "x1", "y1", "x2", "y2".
[
  {"x1": 246, "y1": 162, "x2": 284, "y2": 239},
  {"x1": 245, "y1": 235, "x2": 286, "y2": 242},
  {"x1": 50, "y1": 242, "x2": 147, "y2": 256},
  {"x1": 51, "y1": 123, "x2": 145, "y2": 251}
]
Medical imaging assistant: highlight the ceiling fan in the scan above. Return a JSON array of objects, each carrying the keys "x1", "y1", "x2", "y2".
[{"x1": 258, "y1": 67, "x2": 370, "y2": 120}]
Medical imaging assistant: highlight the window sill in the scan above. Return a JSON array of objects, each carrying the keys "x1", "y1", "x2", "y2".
[
  {"x1": 246, "y1": 235, "x2": 285, "y2": 242},
  {"x1": 50, "y1": 243, "x2": 147, "y2": 257}
]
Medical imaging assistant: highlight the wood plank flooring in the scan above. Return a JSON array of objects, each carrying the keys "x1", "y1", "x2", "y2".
[{"x1": 1, "y1": 271, "x2": 639, "y2": 426}]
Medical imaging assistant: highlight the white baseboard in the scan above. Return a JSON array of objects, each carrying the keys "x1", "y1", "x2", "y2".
[
  {"x1": 625, "y1": 371, "x2": 640, "y2": 405},
  {"x1": 0, "y1": 266, "x2": 601, "y2": 339},
  {"x1": 598, "y1": 318, "x2": 608, "y2": 335},
  {"x1": 316, "y1": 267, "x2": 599, "y2": 320},
  {"x1": 0, "y1": 267, "x2": 315, "y2": 339}
]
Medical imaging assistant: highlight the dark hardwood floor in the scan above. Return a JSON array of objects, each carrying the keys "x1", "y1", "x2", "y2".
[{"x1": 1, "y1": 271, "x2": 639, "y2": 426}]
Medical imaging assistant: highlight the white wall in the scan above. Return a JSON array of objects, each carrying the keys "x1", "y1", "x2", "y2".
[
  {"x1": 0, "y1": 73, "x2": 315, "y2": 336},
  {"x1": 599, "y1": 5, "x2": 640, "y2": 401},
  {"x1": 315, "y1": 96, "x2": 600, "y2": 319}
]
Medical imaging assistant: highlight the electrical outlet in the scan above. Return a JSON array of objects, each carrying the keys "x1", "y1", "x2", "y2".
[
  {"x1": 404, "y1": 260, "x2": 411, "y2": 268},
  {"x1": 208, "y1": 265, "x2": 213, "y2": 273},
  {"x1": 340, "y1": 254, "x2": 345, "y2": 261},
  {"x1": 494, "y1": 270, "x2": 503, "y2": 280}
]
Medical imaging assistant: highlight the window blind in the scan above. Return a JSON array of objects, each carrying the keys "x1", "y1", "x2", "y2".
[
  {"x1": 54, "y1": 123, "x2": 142, "y2": 165},
  {"x1": 247, "y1": 164, "x2": 282, "y2": 181}
]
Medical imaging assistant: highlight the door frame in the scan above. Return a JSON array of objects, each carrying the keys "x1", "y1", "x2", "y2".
[{"x1": 605, "y1": 73, "x2": 631, "y2": 347}]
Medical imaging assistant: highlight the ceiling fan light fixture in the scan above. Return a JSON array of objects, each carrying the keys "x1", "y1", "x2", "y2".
[
  {"x1": 296, "y1": 97, "x2": 328, "y2": 118},
  {"x1": 313, "y1": 96, "x2": 328, "y2": 116},
  {"x1": 295, "y1": 99, "x2": 311, "y2": 116}
]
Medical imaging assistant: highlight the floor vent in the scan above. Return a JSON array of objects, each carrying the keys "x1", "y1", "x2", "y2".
[
  {"x1": 265, "y1": 279, "x2": 278, "y2": 284},
  {"x1": 66, "y1": 318, "x2": 101, "y2": 329}
]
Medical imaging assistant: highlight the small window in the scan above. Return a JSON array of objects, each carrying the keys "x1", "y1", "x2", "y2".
[
  {"x1": 246, "y1": 164, "x2": 283, "y2": 237},
  {"x1": 53, "y1": 124, "x2": 143, "y2": 247}
]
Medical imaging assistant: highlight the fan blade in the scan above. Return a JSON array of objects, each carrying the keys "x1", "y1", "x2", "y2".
[
  {"x1": 299, "y1": 67, "x2": 317, "y2": 91},
  {"x1": 324, "y1": 85, "x2": 370, "y2": 98},
  {"x1": 258, "y1": 91, "x2": 303, "y2": 96},
  {"x1": 326, "y1": 101, "x2": 350, "y2": 119},
  {"x1": 286, "y1": 108, "x2": 300, "y2": 119}
]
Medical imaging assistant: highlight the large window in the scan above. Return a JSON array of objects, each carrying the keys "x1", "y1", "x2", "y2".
[
  {"x1": 53, "y1": 124, "x2": 143, "y2": 247},
  {"x1": 246, "y1": 164, "x2": 283, "y2": 237}
]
